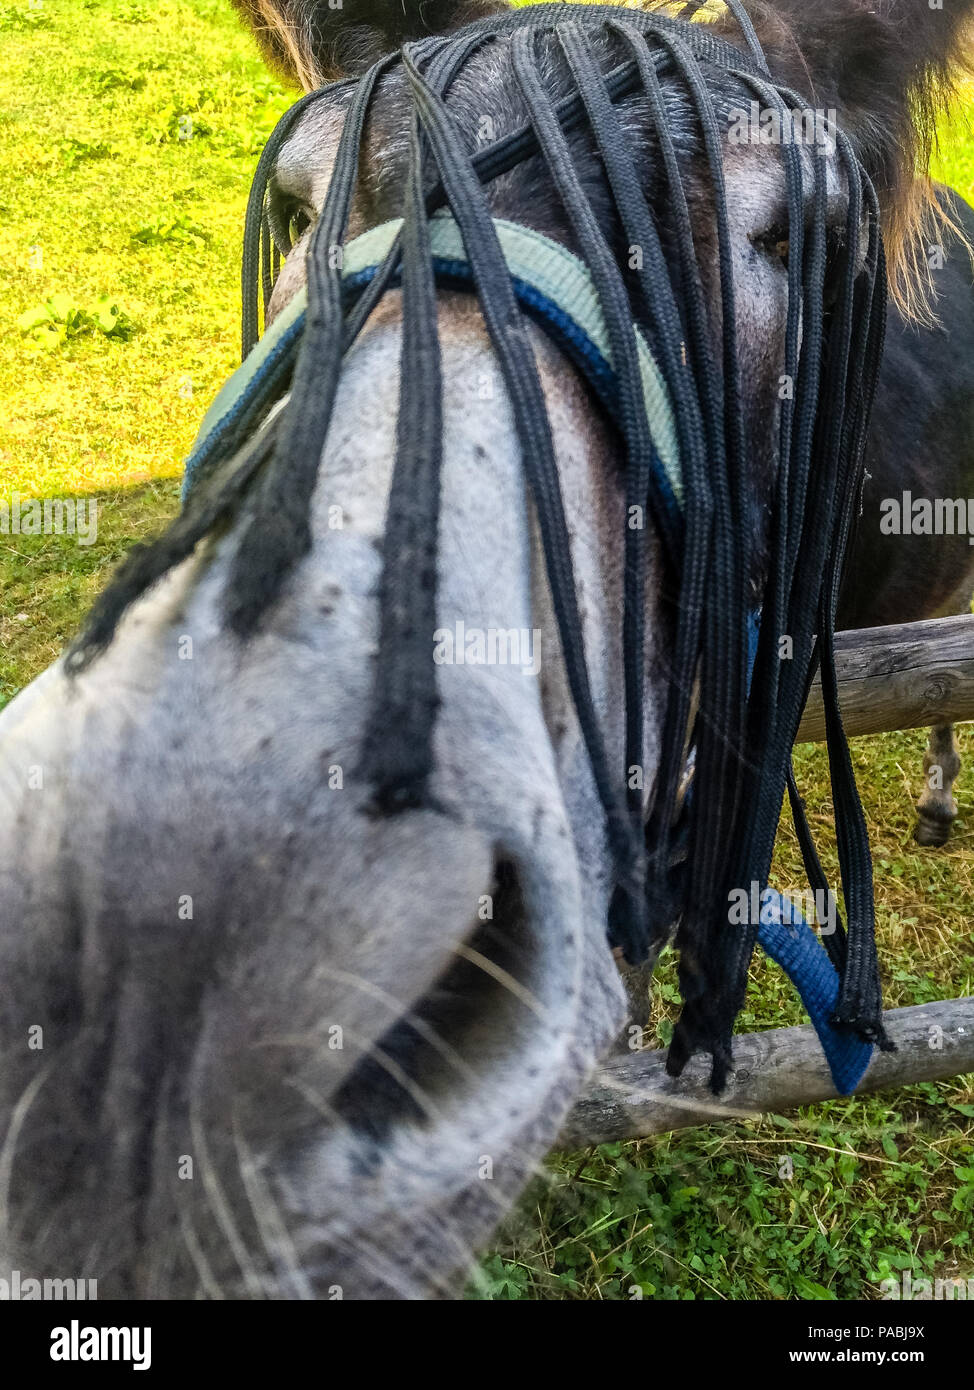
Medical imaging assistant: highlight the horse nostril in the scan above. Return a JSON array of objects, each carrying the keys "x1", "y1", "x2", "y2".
[{"x1": 329, "y1": 854, "x2": 531, "y2": 1160}]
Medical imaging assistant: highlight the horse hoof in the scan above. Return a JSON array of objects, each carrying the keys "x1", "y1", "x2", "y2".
[{"x1": 914, "y1": 814, "x2": 953, "y2": 847}]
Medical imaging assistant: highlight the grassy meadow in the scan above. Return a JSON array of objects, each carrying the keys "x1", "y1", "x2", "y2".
[{"x1": 1, "y1": 0, "x2": 973, "y2": 1300}]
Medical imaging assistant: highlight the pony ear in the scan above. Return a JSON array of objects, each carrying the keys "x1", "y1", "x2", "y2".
[
  {"x1": 759, "y1": 0, "x2": 974, "y2": 166},
  {"x1": 751, "y1": 0, "x2": 974, "y2": 316},
  {"x1": 231, "y1": 0, "x2": 508, "y2": 89}
]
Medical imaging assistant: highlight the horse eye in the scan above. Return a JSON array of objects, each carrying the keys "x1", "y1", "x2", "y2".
[
  {"x1": 752, "y1": 224, "x2": 790, "y2": 268},
  {"x1": 288, "y1": 205, "x2": 313, "y2": 247},
  {"x1": 267, "y1": 190, "x2": 315, "y2": 256}
]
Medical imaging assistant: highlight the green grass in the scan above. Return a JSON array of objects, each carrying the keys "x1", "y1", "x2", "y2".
[
  {"x1": 935, "y1": 103, "x2": 974, "y2": 201},
  {"x1": 0, "y1": 0, "x2": 291, "y2": 503},
  {"x1": 0, "y1": 0, "x2": 291, "y2": 703},
  {"x1": 2, "y1": 0, "x2": 973, "y2": 1301}
]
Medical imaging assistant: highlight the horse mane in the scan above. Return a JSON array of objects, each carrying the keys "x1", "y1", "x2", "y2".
[{"x1": 232, "y1": 0, "x2": 503, "y2": 91}]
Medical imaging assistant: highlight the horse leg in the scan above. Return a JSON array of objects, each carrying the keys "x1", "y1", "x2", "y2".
[
  {"x1": 915, "y1": 723, "x2": 962, "y2": 846},
  {"x1": 913, "y1": 579, "x2": 971, "y2": 846}
]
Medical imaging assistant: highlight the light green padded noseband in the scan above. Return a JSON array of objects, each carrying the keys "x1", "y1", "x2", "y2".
[{"x1": 183, "y1": 213, "x2": 681, "y2": 504}]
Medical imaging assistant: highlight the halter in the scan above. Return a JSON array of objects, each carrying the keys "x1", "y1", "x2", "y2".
[
  {"x1": 72, "y1": 3, "x2": 892, "y2": 1093},
  {"x1": 185, "y1": 211, "x2": 683, "y2": 547}
]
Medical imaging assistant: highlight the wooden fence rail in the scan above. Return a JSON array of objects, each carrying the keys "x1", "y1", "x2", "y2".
[
  {"x1": 562, "y1": 998, "x2": 974, "y2": 1148},
  {"x1": 797, "y1": 613, "x2": 974, "y2": 743}
]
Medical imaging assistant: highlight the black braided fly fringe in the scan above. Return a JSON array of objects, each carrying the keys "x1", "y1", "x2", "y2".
[{"x1": 69, "y1": 3, "x2": 893, "y2": 1091}]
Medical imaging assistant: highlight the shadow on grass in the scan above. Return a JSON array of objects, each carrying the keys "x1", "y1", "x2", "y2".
[{"x1": 0, "y1": 475, "x2": 182, "y2": 710}]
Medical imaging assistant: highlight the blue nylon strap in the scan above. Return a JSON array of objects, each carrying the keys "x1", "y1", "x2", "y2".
[
  {"x1": 757, "y1": 894, "x2": 874, "y2": 1095},
  {"x1": 746, "y1": 610, "x2": 874, "y2": 1094}
]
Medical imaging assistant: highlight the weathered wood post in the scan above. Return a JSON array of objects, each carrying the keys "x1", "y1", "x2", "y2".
[
  {"x1": 563, "y1": 998, "x2": 974, "y2": 1147},
  {"x1": 797, "y1": 613, "x2": 974, "y2": 742}
]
